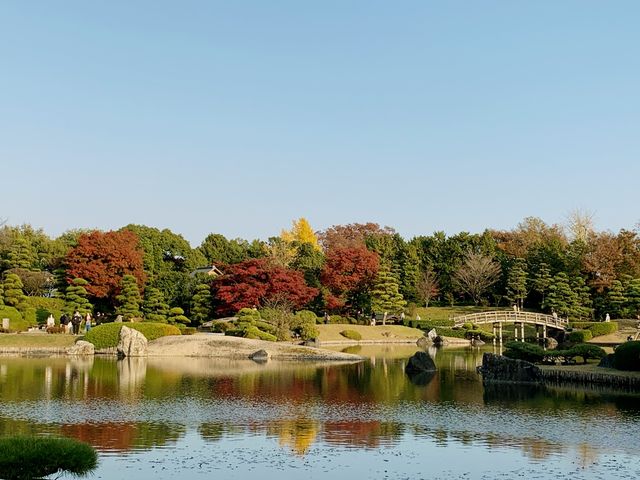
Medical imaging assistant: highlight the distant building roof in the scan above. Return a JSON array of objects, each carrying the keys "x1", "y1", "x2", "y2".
[{"x1": 190, "y1": 265, "x2": 224, "y2": 277}]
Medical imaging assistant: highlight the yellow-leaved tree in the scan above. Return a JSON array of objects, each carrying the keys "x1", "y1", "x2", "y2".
[{"x1": 281, "y1": 218, "x2": 321, "y2": 251}]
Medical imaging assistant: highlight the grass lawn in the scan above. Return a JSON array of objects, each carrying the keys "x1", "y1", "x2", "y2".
[
  {"x1": 0, "y1": 334, "x2": 77, "y2": 348},
  {"x1": 317, "y1": 324, "x2": 424, "y2": 342}
]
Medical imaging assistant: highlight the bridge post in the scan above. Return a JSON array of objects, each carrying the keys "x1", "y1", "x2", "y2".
[
  {"x1": 492, "y1": 323, "x2": 497, "y2": 346},
  {"x1": 499, "y1": 322, "x2": 503, "y2": 346},
  {"x1": 521, "y1": 322, "x2": 525, "y2": 342},
  {"x1": 543, "y1": 324, "x2": 547, "y2": 341}
]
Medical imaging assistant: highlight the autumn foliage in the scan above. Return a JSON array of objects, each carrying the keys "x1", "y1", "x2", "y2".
[
  {"x1": 321, "y1": 246, "x2": 379, "y2": 310},
  {"x1": 65, "y1": 230, "x2": 146, "y2": 302},
  {"x1": 212, "y1": 259, "x2": 318, "y2": 316}
]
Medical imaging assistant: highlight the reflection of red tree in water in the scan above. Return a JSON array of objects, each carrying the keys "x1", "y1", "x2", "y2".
[{"x1": 61, "y1": 423, "x2": 136, "y2": 452}]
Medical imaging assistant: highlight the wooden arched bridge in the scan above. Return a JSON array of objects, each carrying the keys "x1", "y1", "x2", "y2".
[{"x1": 451, "y1": 311, "x2": 569, "y2": 344}]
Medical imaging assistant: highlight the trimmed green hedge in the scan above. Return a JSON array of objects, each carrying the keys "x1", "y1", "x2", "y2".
[
  {"x1": 24, "y1": 297, "x2": 65, "y2": 325},
  {"x1": 570, "y1": 321, "x2": 618, "y2": 337},
  {"x1": 504, "y1": 341, "x2": 606, "y2": 364},
  {"x1": 339, "y1": 329, "x2": 362, "y2": 341},
  {"x1": 0, "y1": 436, "x2": 97, "y2": 480},
  {"x1": 613, "y1": 341, "x2": 640, "y2": 371},
  {"x1": 244, "y1": 326, "x2": 277, "y2": 342},
  {"x1": 0, "y1": 306, "x2": 30, "y2": 332},
  {"x1": 567, "y1": 330, "x2": 593, "y2": 343},
  {"x1": 84, "y1": 322, "x2": 181, "y2": 349}
]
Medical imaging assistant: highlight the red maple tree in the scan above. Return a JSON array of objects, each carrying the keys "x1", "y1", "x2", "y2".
[
  {"x1": 65, "y1": 230, "x2": 146, "y2": 302},
  {"x1": 320, "y1": 246, "x2": 379, "y2": 311},
  {"x1": 212, "y1": 259, "x2": 318, "y2": 316}
]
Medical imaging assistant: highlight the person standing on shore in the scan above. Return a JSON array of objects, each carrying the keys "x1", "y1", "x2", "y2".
[
  {"x1": 84, "y1": 312, "x2": 92, "y2": 333},
  {"x1": 71, "y1": 311, "x2": 82, "y2": 335}
]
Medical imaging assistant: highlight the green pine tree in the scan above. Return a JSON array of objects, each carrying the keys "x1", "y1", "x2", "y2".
[
  {"x1": 116, "y1": 275, "x2": 142, "y2": 320},
  {"x1": 142, "y1": 287, "x2": 169, "y2": 323},
  {"x1": 399, "y1": 244, "x2": 420, "y2": 302},
  {"x1": 544, "y1": 272, "x2": 579, "y2": 319},
  {"x1": 605, "y1": 280, "x2": 626, "y2": 318},
  {"x1": 532, "y1": 262, "x2": 552, "y2": 307},
  {"x1": 191, "y1": 283, "x2": 212, "y2": 325},
  {"x1": 571, "y1": 276, "x2": 592, "y2": 320},
  {"x1": 7, "y1": 237, "x2": 36, "y2": 270},
  {"x1": 625, "y1": 278, "x2": 640, "y2": 317},
  {"x1": 2, "y1": 273, "x2": 27, "y2": 308},
  {"x1": 64, "y1": 278, "x2": 93, "y2": 315},
  {"x1": 371, "y1": 263, "x2": 406, "y2": 321},
  {"x1": 506, "y1": 258, "x2": 528, "y2": 310},
  {"x1": 0, "y1": 283, "x2": 4, "y2": 306},
  {"x1": 168, "y1": 307, "x2": 190, "y2": 326}
]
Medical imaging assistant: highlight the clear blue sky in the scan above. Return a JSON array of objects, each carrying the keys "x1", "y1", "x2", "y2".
[{"x1": 2, "y1": 1, "x2": 639, "y2": 245}]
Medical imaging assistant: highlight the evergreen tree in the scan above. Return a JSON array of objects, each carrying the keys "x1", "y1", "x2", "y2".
[
  {"x1": 2, "y1": 273, "x2": 27, "y2": 308},
  {"x1": 0, "y1": 283, "x2": 4, "y2": 306},
  {"x1": 605, "y1": 280, "x2": 626, "y2": 318},
  {"x1": 571, "y1": 276, "x2": 593, "y2": 320},
  {"x1": 191, "y1": 283, "x2": 212, "y2": 325},
  {"x1": 116, "y1": 275, "x2": 142, "y2": 320},
  {"x1": 168, "y1": 307, "x2": 190, "y2": 326},
  {"x1": 544, "y1": 272, "x2": 579, "y2": 318},
  {"x1": 7, "y1": 237, "x2": 36, "y2": 270},
  {"x1": 399, "y1": 243, "x2": 420, "y2": 302},
  {"x1": 371, "y1": 263, "x2": 406, "y2": 317},
  {"x1": 142, "y1": 287, "x2": 169, "y2": 322},
  {"x1": 532, "y1": 262, "x2": 552, "y2": 307},
  {"x1": 64, "y1": 278, "x2": 93, "y2": 315},
  {"x1": 506, "y1": 258, "x2": 528, "y2": 309},
  {"x1": 625, "y1": 278, "x2": 640, "y2": 317}
]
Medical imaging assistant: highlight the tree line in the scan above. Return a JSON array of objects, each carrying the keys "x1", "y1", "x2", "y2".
[{"x1": 1, "y1": 215, "x2": 640, "y2": 325}]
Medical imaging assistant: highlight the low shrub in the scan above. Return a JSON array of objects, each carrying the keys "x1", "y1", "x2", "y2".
[
  {"x1": 46, "y1": 326, "x2": 65, "y2": 334},
  {"x1": 570, "y1": 322, "x2": 619, "y2": 337},
  {"x1": 565, "y1": 344, "x2": 606, "y2": 364},
  {"x1": 339, "y1": 329, "x2": 362, "y2": 341},
  {"x1": 212, "y1": 321, "x2": 233, "y2": 333},
  {"x1": 179, "y1": 326, "x2": 197, "y2": 335},
  {"x1": 0, "y1": 435, "x2": 98, "y2": 480},
  {"x1": 294, "y1": 310, "x2": 318, "y2": 325},
  {"x1": 255, "y1": 321, "x2": 277, "y2": 335},
  {"x1": 566, "y1": 330, "x2": 593, "y2": 343},
  {"x1": 0, "y1": 306, "x2": 27, "y2": 332},
  {"x1": 613, "y1": 341, "x2": 640, "y2": 371},
  {"x1": 84, "y1": 322, "x2": 181, "y2": 349},
  {"x1": 237, "y1": 308, "x2": 261, "y2": 322},
  {"x1": 503, "y1": 341, "x2": 546, "y2": 363},
  {"x1": 243, "y1": 326, "x2": 277, "y2": 342},
  {"x1": 24, "y1": 297, "x2": 65, "y2": 325},
  {"x1": 432, "y1": 327, "x2": 466, "y2": 339},
  {"x1": 298, "y1": 322, "x2": 319, "y2": 341},
  {"x1": 464, "y1": 329, "x2": 495, "y2": 342}
]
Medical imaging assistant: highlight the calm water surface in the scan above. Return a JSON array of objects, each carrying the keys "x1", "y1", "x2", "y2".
[{"x1": 1, "y1": 345, "x2": 639, "y2": 479}]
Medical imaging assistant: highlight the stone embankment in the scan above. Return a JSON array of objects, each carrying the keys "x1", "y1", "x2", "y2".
[{"x1": 478, "y1": 352, "x2": 640, "y2": 391}]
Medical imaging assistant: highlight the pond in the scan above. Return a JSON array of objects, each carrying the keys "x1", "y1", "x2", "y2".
[{"x1": 1, "y1": 345, "x2": 640, "y2": 479}]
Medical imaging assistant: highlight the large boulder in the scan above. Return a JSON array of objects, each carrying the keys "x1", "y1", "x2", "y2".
[
  {"x1": 427, "y1": 329, "x2": 438, "y2": 341},
  {"x1": 478, "y1": 353, "x2": 541, "y2": 383},
  {"x1": 117, "y1": 326, "x2": 148, "y2": 358},
  {"x1": 405, "y1": 351, "x2": 437, "y2": 374},
  {"x1": 67, "y1": 340, "x2": 95, "y2": 356},
  {"x1": 416, "y1": 336, "x2": 431, "y2": 349},
  {"x1": 249, "y1": 349, "x2": 270, "y2": 362},
  {"x1": 545, "y1": 337, "x2": 559, "y2": 349}
]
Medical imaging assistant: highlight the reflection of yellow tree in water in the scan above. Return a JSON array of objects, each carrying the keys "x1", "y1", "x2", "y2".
[
  {"x1": 267, "y1": 419, "x2": 319, "y2": 456},
  {"x1": 576, "y1": 443, "x2": 599, "y2": 468}
]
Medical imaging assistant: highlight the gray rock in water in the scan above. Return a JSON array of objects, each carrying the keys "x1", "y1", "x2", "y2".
[
  {"x1": 249, "y1": 349, "x2": 270, "y2": 362},
  {"x1": 117, "y1": 326, "x2": 148, "y2": 358},
  {"x1": 416, "y1": 336, "x2": 431, "y2": 349},
  {"x1": 433, "y1": 335, "x2": 448, "y2": 346},
  {"x1": 478, "y1": 353, "x2": 541, "y2": 383},
  {"x1": 427, "y1": 329, "x2": 438, "y2": 341},
  {"x1": 67, "y1": 340, "x2": 95, "y2": 356},
  {"x1": 405, "y1": 351, "x2": 437, "y2": 375},
  {"x1": 598, "y1": 353, "x2": 615, "y2": 368}
]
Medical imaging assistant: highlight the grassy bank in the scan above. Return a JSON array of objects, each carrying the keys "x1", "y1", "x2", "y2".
[
  {"x1": 0, "y1": 334, "x2": 77, "y2": 348},
  {"x1": 317, "y1": 324, "x2": 424, "y2": 343}
]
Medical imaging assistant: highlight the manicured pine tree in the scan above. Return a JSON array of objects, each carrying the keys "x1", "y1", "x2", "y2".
[
  {"x1": 399, "y1": 244, "x2": 420, "y2": 303},
  {"x1": 64, "y1": 278, "x2": 93, "y2": 315},
  {"x1": 2, "y1": 273, "x2": 27, "y2": 308},
  {"x1": 168, "y1": 307, "x2": 190, "y2": 326},
  {"x1": 7, "y1": 237, "x2": 36, "y2": 270},
  {"x1": 371, "y1": 263, "x2": 407, "y2": 322},
  {"x1": 0, "y1": 283, "x2": 4, "y2": 306},
  {"x1": 191, "y1": 283, "x2": 212, "y2": 325},
  {"x1": 506, "y1": 258, "x2": 528, "y2": 310},
  {"x1": 605, "y1": 280, "x2": 626, "y2": 318},
  {"x1": 116, "y1": 275, "x2": 142, "y2": 320},
  {"x1": 624, "y1": 278, "x2": 640, "y2": 317},
  {"x1": 142, "y1": 287, "x2": 169, "y2": 323},
  {"x1": 544, "y1": 272, "x2": 579, "y2": 319},
  {"x1": 532, "y1": 262, "x2": 552, "y2": 307},
  {"x1": 571, "y1": 276, "x2": 592, "y2": 320}
]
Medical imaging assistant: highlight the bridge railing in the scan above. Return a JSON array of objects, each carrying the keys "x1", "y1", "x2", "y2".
[{"x1": 451, "y1": 311, "x2": 569, "y2": 329}]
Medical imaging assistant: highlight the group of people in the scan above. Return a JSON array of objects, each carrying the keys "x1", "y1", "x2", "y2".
[{"x1": 45, "y1": 311, "x2": 104, "y2": 334}]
